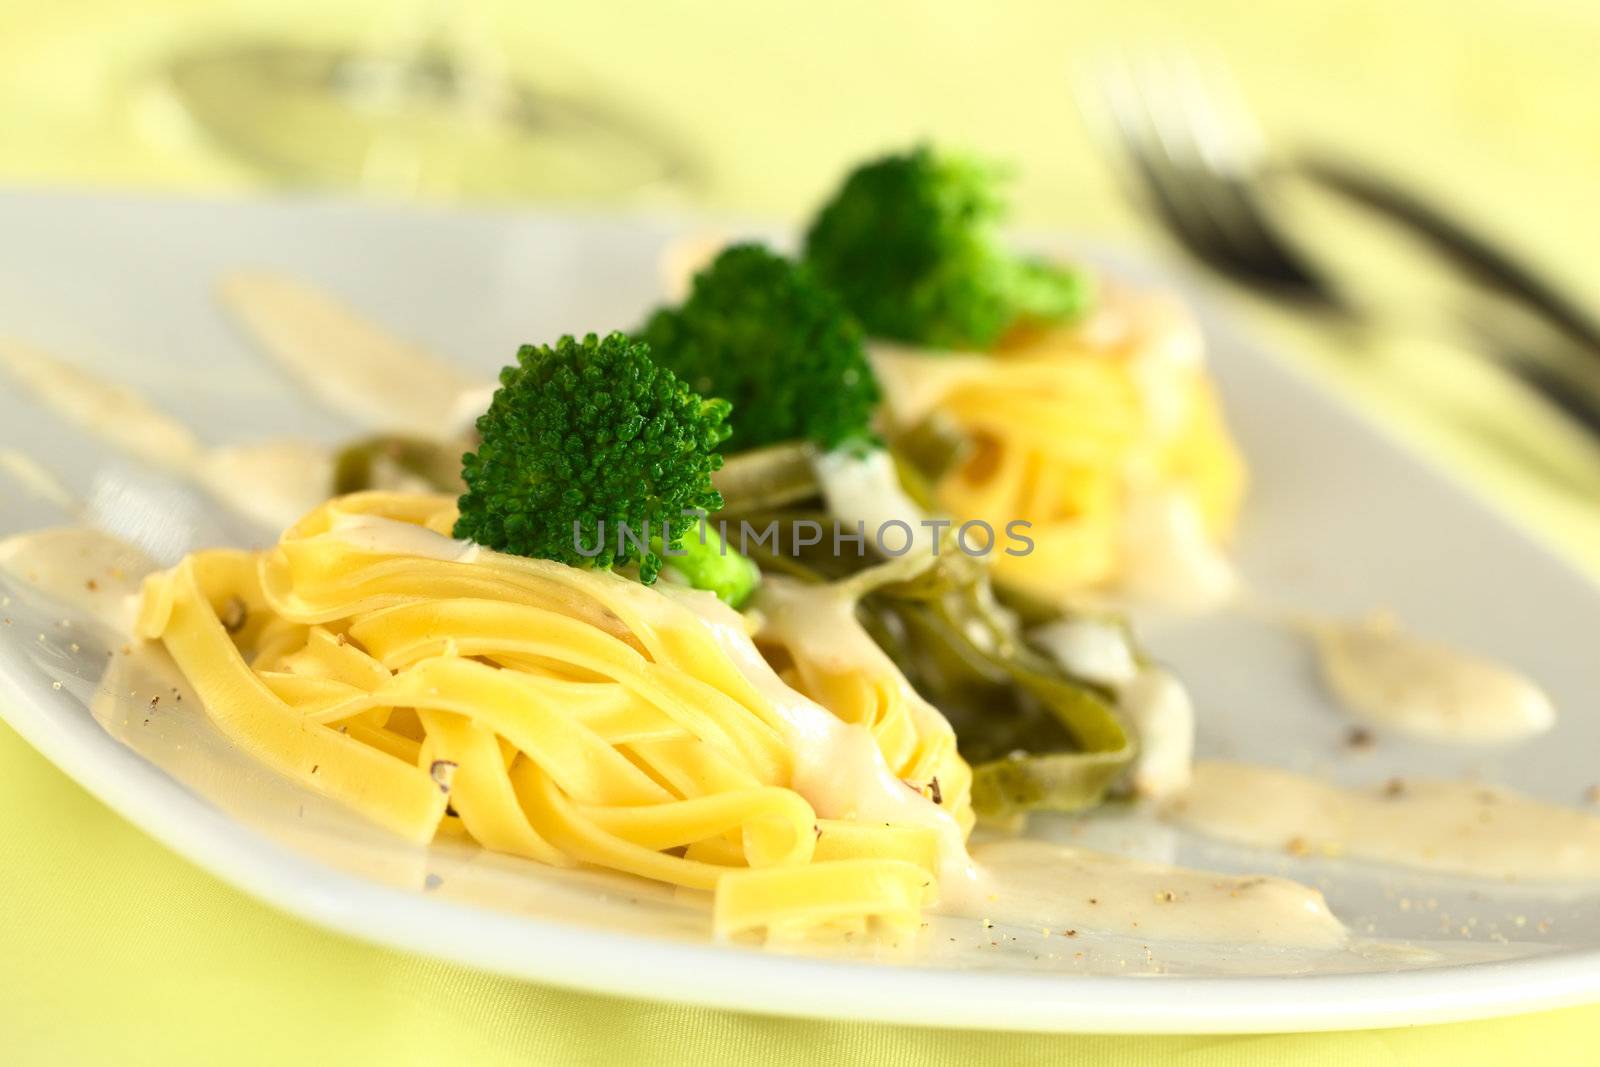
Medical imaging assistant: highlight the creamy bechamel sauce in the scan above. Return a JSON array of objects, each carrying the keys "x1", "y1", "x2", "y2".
[
  {"x1": 218, "y1": 271, "x2": 475, "y2": 437},
  {"x1": 0, "y1": 527, "x2": 154, "y2": 632},
  {"x1": 1114, "y1": 488, "x2": 1237, "y2": 612},
  {"x1": 1307, "y1": 613, "x2": 1555, "y2": 744},
  {"x1": 952, "y1": 838, "x2": 1347, "y2": 948},
  {"x1": 0, "y1": 448, "x2": 79, "y2": 513},
  {"x1": 0, "y1": 339, "x2": 204, "y2": 471},
  {"x1": 1169, "y1": 761, "x2": 1600, "y2": 881},
  {"x1": 0, "y1": 339, "x2": 335, "y2": 531},
  {"x1": 1030, "y1": 617, "x2": 1194, "y2": 799},
  {"x1": 1112, "y1": 667, "x2": 1196, "y2": 798},
  {"x1": 810, "y1": 447, "x2": 934, "y2": 556},
  {"x1": 1029, "y1": 616, "x2": 1138, "y2": 688},
  {"x1": 194, "y1": 442, "x2": 336, "y2": 531}
]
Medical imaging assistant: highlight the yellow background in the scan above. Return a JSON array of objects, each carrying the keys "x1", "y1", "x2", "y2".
[{"x1": 3, "y1": 1, "x2": 1599, "y2": 1062}]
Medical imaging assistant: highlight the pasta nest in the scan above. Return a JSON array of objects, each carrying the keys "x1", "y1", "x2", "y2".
[
  {"x1": 136, "y1": 492, "x2": 973, "y2": 940},
  {"x1": 874, "y1": 283, "x2": 1246, "y2": 599}
]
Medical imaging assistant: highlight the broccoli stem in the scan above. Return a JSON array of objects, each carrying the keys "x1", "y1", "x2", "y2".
[{"x1": 661, "y1": 520, "x2": 761, "y2": 608}]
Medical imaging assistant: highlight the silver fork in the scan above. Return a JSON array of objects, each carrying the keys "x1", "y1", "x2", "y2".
[
  {"x1": 1084, "y1": 51, "x2": 1347, "y2": 309},
  {"x1": 1082, "y1": 49, "x2": 1600, "y2": 439}
]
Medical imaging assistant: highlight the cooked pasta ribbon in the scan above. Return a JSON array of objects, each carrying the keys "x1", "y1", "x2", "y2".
[{"x1": 136, "y1": 492, "x2": 974, "y2": 938}]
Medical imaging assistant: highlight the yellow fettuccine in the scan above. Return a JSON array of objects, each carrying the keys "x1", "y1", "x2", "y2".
[
  {"x1": 135, "y1": 491, "x2": 969, "y2": 938},
  {"x1": 874, "y1": 282, "x2": 1247, "y2": 599}
]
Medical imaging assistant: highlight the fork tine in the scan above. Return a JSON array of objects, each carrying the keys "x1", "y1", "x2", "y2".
[
  {"x1": 1090, "y1": 53, "x2": 1260, "y2": 275},
  {"x1": 1134, "y1": 52, "x2": 1332, "y2": 294},
  {"x1": 1093, "y1": 54, "x2": 1242, "y2": 273},
  {"x1": 1086, "y1": 49, "x2": 1345, "y2": 306},
  {"x1": 1173, "y1": 62, "x2": 1340, "y2": 301},
  {"x1": 1164, "y1": 49, "x2": 1263, "y2": 178},
  {"x1": 1136, "y1": 53, "x2": 1303, "y2": 285}
]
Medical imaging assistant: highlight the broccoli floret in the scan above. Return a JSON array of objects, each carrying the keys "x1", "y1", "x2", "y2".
[
  {"x1": 454, "y1": 332, "x2": 759, "y2": 606},
  {"x1": 802, "y1": 145, "x2": 1093, "y2": 350},
  {"x1": 639, "y1": 243, "x2": 880, "y2": 453}
]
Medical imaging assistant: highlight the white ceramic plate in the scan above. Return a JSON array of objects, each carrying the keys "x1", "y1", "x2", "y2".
[{"x1": 1, "y1": 191, "x2": 1598, "y2": 1034}]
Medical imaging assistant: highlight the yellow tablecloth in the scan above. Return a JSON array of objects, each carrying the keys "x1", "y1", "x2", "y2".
[{"x1": 3, "y1": 1, "x2": 1599, "y2": 1062}]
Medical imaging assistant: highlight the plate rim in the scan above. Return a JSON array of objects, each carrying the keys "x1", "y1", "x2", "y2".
[{"x1": 5, "y1": 657, "x2": 1600, "y2": 1035}]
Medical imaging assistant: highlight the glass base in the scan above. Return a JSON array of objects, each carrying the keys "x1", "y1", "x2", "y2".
[{"x1": 160, "y1": 41, "x2": 699, "y2": 201}]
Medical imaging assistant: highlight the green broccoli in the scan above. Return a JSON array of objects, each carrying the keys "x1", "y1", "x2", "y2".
[
  {"x1": 639, "y1": 243, "x2": 880, "y2": 453},
  {"x1": 453, "y1": 332, "x2": 759, "y2": 606},
  {"x1": 802, "y1": 145, "x2": 1093, "y2": 351}
]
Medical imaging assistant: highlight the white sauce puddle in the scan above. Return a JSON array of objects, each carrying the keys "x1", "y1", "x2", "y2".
[
  {"x1": 0, "y1": 527, "x2": 155, "y2": 632},
  {"x1": 219, "y1": 270, "x2": 476, "y2": 437},
  {"x1": 0, "y1": 338, "x2": 333, "y2": 531},
  {"x1": 947, "y1": 838, "x2": 1347, "y2": 948},
  {"x1": 1113, "y1": 667, "x2": 1195, "y2": 798},
  {"x1": 0, "y1": 339, "x2": 203, "y2": 470},
  {"x1": 1307, "y1": 613, "x2": 1555, "y2": 744},
  {"x1": 0, "y1": 447, "x2": 79, "y2": 512},
  {"x1": 1031, "y1": 616, "x2": 1194, "y2": 798},
  {"x1": 1170, "y1": 760, "x2": 1600, "y2": 882},
  {"x1": 194, "y1": 442, "x2": 335, "y2": 531}
]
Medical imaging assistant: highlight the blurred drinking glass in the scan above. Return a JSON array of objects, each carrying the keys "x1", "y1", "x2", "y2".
[{"x1": 155, "y1": 6, "x2": 697, "y2": 201}]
